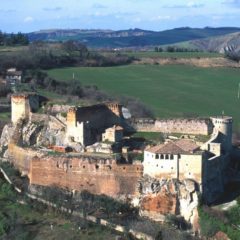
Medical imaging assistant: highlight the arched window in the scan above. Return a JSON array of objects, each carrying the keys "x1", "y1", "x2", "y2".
[
  {"x1": 166, "y1": 155, "x2": 169, "y2": 160},
  {"x1": 170, "y1": 154, "x2": 174, "y2": 160},
  {"x1": 160, "y1": 154, "x2": 164, "y2": 159}
]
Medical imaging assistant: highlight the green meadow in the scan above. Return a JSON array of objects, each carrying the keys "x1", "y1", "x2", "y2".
[{"x1": 47, "y1": 64, "x2": 240, "y2": 130}]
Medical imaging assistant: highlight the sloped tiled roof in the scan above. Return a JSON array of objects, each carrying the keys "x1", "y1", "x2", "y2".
[
  {"x1": 175, "y1": 139, "x2": 199, "y2": 152},
  {"x1": 146, "y1": 139, "x2": 199, "y2": 155}
]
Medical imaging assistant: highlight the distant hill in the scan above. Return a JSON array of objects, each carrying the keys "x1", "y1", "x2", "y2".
[
  {"x1": 27, "y1": 27, "x2": 240, "y2": 48},
  {"x1": 190, "y1": 32, "x2": 240, "y2": 54}
]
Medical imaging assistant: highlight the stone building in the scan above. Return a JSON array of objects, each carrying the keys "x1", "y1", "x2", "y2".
[
  {"x1": 11, "y1": 93, "x2": 39, "y2": 124},
  {"x1": 143, "y1": 116, "x2": 234, "y2": 203},
  {"x1": 6, "y1": 68, "x2": 22, "y2": 85},
  {"x1": 102, "y1": 125, "x2": 123, "y2": 142},
  {"x1": 143, "y1": 139, "x2": 203, "y2": 183},
  {"x1": 66, "y1": 103, "x2": 124, "y2": 146}
]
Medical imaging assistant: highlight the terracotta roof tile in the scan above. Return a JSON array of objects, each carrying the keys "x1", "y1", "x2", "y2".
[
  {"x1": 147, "y1": 142, "x2": 186, "y2": 154},
  {"x1": 146, "y1": 139, "x2": 199, "y2": 155},
  {"x1": 175, "y1": 139, "x2": 199, "y2": 152}
]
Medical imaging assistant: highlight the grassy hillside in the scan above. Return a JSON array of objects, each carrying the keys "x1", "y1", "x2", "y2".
[
  {"x1": 28, "y1": 27, "x2": 240, "y2": 48},
  {"x1": 47, "y1": 65, "x2": 240, "y2": 130}
]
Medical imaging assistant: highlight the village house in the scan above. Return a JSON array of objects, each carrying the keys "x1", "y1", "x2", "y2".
[{"x1": 5, "y1": 68, "x2": 22, "y2": 86}]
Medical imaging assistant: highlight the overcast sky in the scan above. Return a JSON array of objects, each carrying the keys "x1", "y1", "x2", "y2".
[{"x1": 1, "y1": 0, "x2": 240, "y2": 33}]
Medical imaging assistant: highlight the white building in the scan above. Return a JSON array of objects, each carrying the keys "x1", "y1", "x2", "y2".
[{"x1": 143, "y1": 139, "x2": 203, "y2": 183}]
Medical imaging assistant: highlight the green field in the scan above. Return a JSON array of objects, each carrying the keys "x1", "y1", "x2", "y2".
[
  {"x1": 100, "y1": 51, "x2": 223, "y2": 59},
  {"x1": 47, "y1": 64, "x2": 240, "y2": 130}
]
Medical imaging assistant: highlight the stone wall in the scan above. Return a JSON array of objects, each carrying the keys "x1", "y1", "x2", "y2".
[
  {"x1": 11, "y1": 93, "x2": 39, "y2": 124},
  {"x1": 29, "y1": 156, "x2": 143, "y2": 198},
  {"x1": 132, "y1": 118, "x2": 213, "y2": 135},
  {"x1": 8, "y1": 143, "x2": 42, "y2": 175}
]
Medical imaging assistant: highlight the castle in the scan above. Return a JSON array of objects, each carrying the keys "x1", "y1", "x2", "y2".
[{"x1": 1, "y1": 93, "x2": 235, "y2": 206}]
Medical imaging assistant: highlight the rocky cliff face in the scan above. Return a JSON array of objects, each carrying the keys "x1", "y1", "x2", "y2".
[
  {"x1": 134, "y1": 176, "x2": 199, "y2": 230},
  {"x1": 0, "y1": 115, "x2": 80, "y2": 155}
]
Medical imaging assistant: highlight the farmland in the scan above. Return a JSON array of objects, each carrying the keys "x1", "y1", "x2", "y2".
[{"x1": 47, "y1": 64, "x2": 240, "y2": 129}]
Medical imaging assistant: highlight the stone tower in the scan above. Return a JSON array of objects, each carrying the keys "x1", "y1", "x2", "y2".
[
  {"x1": 106, "y1": 103, "x2": 123, "y2": 117},
  {"x1": 66, "y1": 107, "x2": 91, "y2": 146},
  {"x1": 11, "y1": 93, "x2": 39, "y2": 124},
  {"x1": 67, "y1": 107, "x2": 77, "y2": 127},
  {"x1": 211, "y1": 116, "x2": 233, "y2": 152}
]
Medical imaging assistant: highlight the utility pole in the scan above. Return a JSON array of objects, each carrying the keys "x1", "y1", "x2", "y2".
[{"x1": 238, "y1": 82, "x2": 240, "y2": 99}]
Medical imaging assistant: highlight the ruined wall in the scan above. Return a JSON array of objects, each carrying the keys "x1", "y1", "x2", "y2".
[
  {"x1": 11, "y1": 94, "x2": 39, "y2": 124},
  {"x1": 29, "y1": 156, "x2": 143, "y2": 198},
  {"x1": 132, "y1": 118, "x2": 213, "y2": 135},
  {"x1": 8, "y1": 143, "x2": 41, "y2": 175},
  {"x1": 11, "y1": 95, "x2": 29, "y2": 124}
]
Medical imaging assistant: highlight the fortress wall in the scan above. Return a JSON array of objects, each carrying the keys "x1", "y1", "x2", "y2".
[
  {"x1": 30, "y1": 156, "x2": 143, "y2": 198},
  {"x1": 133, "y1": 119, "x2": 212, "y2": 135},
  {"x1": 8, "y1": 143, "x2": 39, "y2": 174}
]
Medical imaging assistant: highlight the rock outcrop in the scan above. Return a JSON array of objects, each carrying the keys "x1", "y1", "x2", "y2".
[{"x1": 136, "y1": 175, "x2": 199, "y2": 230}]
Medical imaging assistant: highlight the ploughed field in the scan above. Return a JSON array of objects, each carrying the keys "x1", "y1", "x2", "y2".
[{"x1": 47, "y1": 64, "x2": 240, "y2": 130}]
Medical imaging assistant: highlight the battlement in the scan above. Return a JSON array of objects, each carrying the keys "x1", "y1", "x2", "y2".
[{"x1": 132, "y1": 117, "x2": 213, "y2": 135}]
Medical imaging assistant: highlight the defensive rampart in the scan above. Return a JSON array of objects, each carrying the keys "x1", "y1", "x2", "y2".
[
  {"x1": 8, "y1": 143, "x2": 42, "y2": 175},
  {"x1": 132, "y1": 118, "x2": 213, "y2": 135},
  {"x1": 29, "y1": 156, "x2": 143, "y2": 197}
]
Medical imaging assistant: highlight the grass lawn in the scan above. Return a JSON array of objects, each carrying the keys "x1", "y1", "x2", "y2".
[{"x1": 47, "y1": 64, "x2": 240, "y2": 130}]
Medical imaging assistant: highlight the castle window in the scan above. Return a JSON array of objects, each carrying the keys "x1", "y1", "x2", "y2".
[
  {"x1": 166, "y1": 155, "x2": 169, "y2": 160},
  {"x1": 160, "y1": 154, "x2": 164, "y2": 159},
  {"x1": 69, "y1": 165, "x2": 73, "y2": 169},
  {"x1": 95, "y1": 165, "x2": 99, "y2": 170},
  {"x1": 83, "y1": 165, "x2": 85, "y2": 169},
  {"x1": 156, "y1": 154, "x2": 159, "y2": 159},
  {"x1": 170, "y1": 154, "x2": 174, "y2": 160}
]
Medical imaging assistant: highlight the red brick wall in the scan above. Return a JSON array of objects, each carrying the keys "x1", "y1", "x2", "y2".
[{"x1": 30, "y1": 156, "x2": 143, "y2": 198}]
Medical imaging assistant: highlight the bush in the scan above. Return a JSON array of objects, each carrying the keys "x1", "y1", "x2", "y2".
[{"x1": 0, "y1": 84, "x2": 11, "y2": 97}]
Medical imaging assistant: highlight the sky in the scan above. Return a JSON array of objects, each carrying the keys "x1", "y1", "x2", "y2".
[{"x1": 1, "y1": 0, "x2": 240, "y2": 33}]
